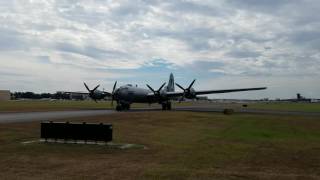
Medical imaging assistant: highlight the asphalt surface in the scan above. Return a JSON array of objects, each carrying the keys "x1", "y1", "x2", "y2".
[
  {"x1": 0, "y1": 106, "x2": 319, "y2": 123},
  {"x1": 0, "y1": 110, "x2": 115, "y2": 123}
]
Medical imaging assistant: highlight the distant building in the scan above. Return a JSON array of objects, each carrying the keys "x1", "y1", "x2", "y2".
[
  {"x1": 0, "y1": 90, "x2": 10, "y2": 101},
  {"x1": 56, "y1": 91, "x2": 88, "y2": 100}
]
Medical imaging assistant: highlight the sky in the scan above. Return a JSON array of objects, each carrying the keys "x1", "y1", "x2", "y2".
[{"x1": 0, "y1": 0, "x2": 320, "y2": 99}]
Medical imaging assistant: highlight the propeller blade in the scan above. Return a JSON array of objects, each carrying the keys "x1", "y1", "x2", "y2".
[
  {"x1": 175, "y1": 83, "x2": 185, "y2": 91},
  {"x1": 84, "y1": 82, "x2": 90, "y2": 92},
  {"x1": 158, "y1": 82, "x2": 166, "y2": 91},
  {"x1": 175, "y1": 83, "x2": 188, "y2": 102},
  {"x1": 108, "y1": 81, "x2": 117, "y2": 107},
  {"x1": 112, "y1": 81, "x2": 117, "y2": 94},
  {"x1": 188, "y1": 79, "x2": 196, "y2": 89},
  {"x1": 146, "y1": 84, "x2": 155, "y2": 93},
  {"x1": 92, "y1": 84, "x2": 100, "y2": 92}
]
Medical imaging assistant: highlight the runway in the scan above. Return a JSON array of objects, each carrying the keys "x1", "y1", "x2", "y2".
[{"x1": 0, "y1": 107, "x2": 319, "y2": 123}]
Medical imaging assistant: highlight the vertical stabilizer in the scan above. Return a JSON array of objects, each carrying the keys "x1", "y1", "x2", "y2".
[
  {"x1": 297, "y1": 93, "x2": 301, "y2": 100},
  {"x1": 166, "y1": 73, "x2": 175, "y2": 92}
]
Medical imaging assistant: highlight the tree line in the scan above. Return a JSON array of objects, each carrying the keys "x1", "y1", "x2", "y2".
[{"x1": 11, "y1": 92, "x2": 72, "y2": 100}]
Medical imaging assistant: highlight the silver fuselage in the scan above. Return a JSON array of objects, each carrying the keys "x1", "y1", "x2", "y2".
[{"x1": 114, "y1": 85, "x2": 158, "y2": 104}]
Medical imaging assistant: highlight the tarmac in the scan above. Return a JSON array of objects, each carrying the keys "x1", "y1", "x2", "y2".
[
  {"x1": 0, "y1": 106, "x2": 319, "y2": 123},
  {"x1": 0, "y1": 110, "x2": 115, "y2": 123}
]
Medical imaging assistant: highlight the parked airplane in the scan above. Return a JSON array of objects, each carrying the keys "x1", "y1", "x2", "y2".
[
  {"x1": 83, "y1": 83, "x2": 110, "y2": 102},
  {"x1": 84, "y1": 73, "x2": 267, "y2": 111},
  {"x1": 61, "y1": 83, "x2": 109, "y2": 101},
  {"x1": 279, "y1": 93, "x2": 312, "y2": 102}
]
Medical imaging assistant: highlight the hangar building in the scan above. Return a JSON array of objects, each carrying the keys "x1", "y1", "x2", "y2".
[{"x1": 0, "y1": 90, "x2": 11, "y2": 101}]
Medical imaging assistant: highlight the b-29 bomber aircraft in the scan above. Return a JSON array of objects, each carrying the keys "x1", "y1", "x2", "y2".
[{"x1": 84, "y1": 73, "x2": 267, "y2": 111}]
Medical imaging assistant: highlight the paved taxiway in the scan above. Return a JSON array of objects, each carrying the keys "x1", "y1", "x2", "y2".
[
  {"x1": 0, "y1": 110, "x2": 115, "y2": 123},
  {"x1": 0, "y1": 106, "x2": 319, "y2": 123}
]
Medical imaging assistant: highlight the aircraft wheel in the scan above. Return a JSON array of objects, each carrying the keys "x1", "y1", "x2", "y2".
[
  {"x1": 162, "y1": 103, "x2": 167, "y2": 110},
  {"x1": 167, "y1": 102, "x2": 172, "y2": 110},
  {"x1": 121, "y1": 103, "x2": 130, "y2": 110},
  {"x1": 116, "y1": 105, "x2": 122, "y2": 111}
]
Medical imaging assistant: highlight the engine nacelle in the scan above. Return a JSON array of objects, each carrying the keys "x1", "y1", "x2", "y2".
[{"x1": 185, "y1": 88, "x2": 196, "y2": 99}]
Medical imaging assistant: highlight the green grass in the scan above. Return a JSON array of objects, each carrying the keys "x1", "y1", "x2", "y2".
[
  {"x1": 249, "y1": 102, "x2": 320, "y2": 112},
  {"x1": 0, "y1": 112, "x2": 320, "y2": 179},
  {"x1": 172, "y1": 101, "x2": 320, "y2": 113}
]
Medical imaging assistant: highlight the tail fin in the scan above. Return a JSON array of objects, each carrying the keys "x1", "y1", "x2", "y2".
[{"x1": 166, "y1": 73, "x2": 175, "y2": 92}]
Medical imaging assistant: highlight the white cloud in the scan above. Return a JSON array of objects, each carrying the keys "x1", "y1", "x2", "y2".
[{"x1": 0, "y1": 0, "x2": 319, "y2": 97}]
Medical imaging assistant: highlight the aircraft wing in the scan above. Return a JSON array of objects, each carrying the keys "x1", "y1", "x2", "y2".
[
  {"x1": 61, "y1": 92, "x2": 89, "y2": 95},
  {"x1": 166, "y1": 87, "x2": 267, "y2": 97},
  {"x1": 62, "y1": 91, "x2": 112, "y2": 96},
  {"x1": 192, "y1": 87, "x2": 267, "y2": 95}
]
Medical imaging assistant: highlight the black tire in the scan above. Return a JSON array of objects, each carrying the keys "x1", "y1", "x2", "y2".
[
  {"x1": 116, "y1": 105, "x2": 122, "y2": 111},
  {"x1": 121, "y1": 104, "x2": 130, "y2": 110},
  {"x1": 167, "y1": 102, "x2": 172, "y2": 110},
  {"x1": 162, "y1": 103, "x2": 167, "y2": 110}
]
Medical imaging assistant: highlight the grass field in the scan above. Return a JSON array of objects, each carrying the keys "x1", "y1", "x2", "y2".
[
  {"x1": 249, "y1": 102, "x2": 320, "y2": 112},
  {"x1": 0, "y1": 111, "x2": 319, "y2": 179},
  {"x1": 0, "y1": 100, "x2": 320, "y2": 113}
]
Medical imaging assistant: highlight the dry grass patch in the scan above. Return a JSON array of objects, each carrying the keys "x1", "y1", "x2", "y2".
[{"x1": 0, "y1": 111, "x2": 319, "y2": 179}]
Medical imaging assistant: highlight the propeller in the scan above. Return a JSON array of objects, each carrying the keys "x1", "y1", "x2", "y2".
[
  {"x1": 175, "y1": 79, "x2": 196, "y2": 102},
  {"x1": 146, "y1": 82, "x2": 166, "y2": 97},
  {"x1": 111, "y1": 81, "x2": 117, "y2": 106},
  {"x1": 84, "y1": 82, "x2": 100, "y2": 102}
]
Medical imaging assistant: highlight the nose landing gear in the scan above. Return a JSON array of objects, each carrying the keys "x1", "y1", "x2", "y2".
[
  {"x1": 116, "y1": 103, "x2": 131, "y2": 111},
  {"x1": 161, "y1": 101, "x2": 172, "y2": 110}
]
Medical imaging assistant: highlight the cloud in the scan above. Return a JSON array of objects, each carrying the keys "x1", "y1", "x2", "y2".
[
  {"x1": 0, "y1": 28, "x2": 29, "y2": 51},
  {"x1": 0, "y1": 0, "x2": 319, "y2": 98},
  {"x1": 227, "y1": 0, "x2": 292, "y2": 12}
]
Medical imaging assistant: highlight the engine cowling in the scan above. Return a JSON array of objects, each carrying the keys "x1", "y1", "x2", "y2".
[
  {"x1": 175, "y1": 79, "x2": 197, "y2": 100},
  {"x1": 185, "y1": 88, "x2": 196, "y2": 99}
]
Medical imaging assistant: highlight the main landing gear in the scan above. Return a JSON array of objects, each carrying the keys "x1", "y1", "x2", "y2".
[
  {"x1": 116, "y1": 103, "x2": 130, "y2": 111},
  {"x1": 162, "y1": 101, "x2": 172, "y2": 110}
]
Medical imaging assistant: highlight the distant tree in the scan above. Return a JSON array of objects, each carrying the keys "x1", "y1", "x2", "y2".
[
  {"x1": 40, "y1": 93, "x2": 52, "y2": 99},
  {"x1": 24, "y1": 92, "x2": 42, "y2": 99},
  {"x1": 10, "y1": 93, "x2": 15, "y2": 100},
  {"x1": 13, "y1": 92, "x2": 21, "y2": 99},
  {"x1": 12, "y1": 91, "x2": 73, "y2": 100}
]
